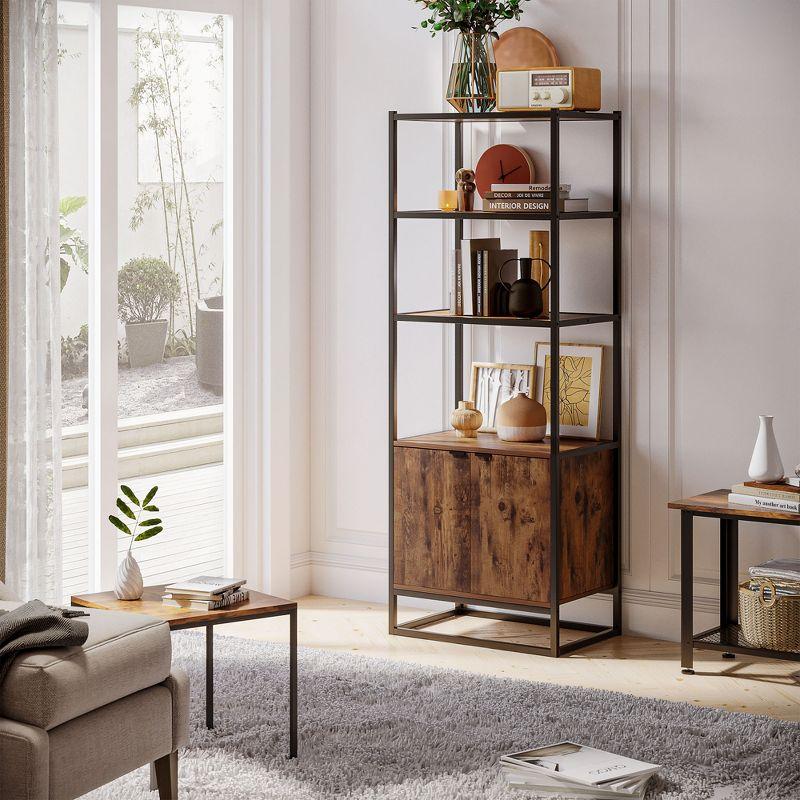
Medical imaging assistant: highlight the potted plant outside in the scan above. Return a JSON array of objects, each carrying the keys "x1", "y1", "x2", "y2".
[{"x1": 118, "y1": 256, "x2": 181, "y2": 368}]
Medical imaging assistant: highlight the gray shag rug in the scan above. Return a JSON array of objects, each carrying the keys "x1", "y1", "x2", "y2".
[{"x1": 85, "y1": 630, "x2": 800, "y2": 800}]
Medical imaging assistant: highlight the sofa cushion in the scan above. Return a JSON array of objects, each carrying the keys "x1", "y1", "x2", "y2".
[{"x1": 0, "y1": 607, "x2": 171, "y2": 730}]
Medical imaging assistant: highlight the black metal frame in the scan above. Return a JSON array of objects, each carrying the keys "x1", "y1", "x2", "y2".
[
  {"x1": 680, "y1": 509, "x2": 800, "y2": 673},
  {"x1": 171, "y1": 607, "x2": 298, "y2": 758},
  {"x1": 388, "y1": 109, "x2": 622, "y2": 657}
]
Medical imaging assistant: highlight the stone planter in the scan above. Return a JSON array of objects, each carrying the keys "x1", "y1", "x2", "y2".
[
  {"x1": 196, "y1": 296, "x2": 223, "y2": 392},
  {"x1": 126, "y1": 320, "x2": 168, "y2": 368}
]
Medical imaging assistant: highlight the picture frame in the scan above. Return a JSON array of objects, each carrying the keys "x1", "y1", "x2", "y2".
[
  {"x1": 533, "y1": 342, "x2": 603, "y2": 439},
  {"x1": 469, "y1": 362, "x2": 534, "y2": 433}
]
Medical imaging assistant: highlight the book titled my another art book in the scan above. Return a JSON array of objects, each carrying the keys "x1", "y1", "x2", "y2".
[{"x1": 728, "y1": 492, "x2": 800, "y2": 513}]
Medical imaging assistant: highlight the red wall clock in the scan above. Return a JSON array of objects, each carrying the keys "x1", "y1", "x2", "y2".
[{"x1": 474, "y1": 144, "x2": 535, "y2": 198}]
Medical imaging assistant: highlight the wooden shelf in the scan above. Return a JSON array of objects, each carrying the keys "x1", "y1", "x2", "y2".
[
  {"x1": 394, "y1": 430, "x2": 618, "y2": 459},
  {"x1": 397, "y1": 309, "x2": 618, "y2": 328},
  {"x1": 394, "y1": 110, "x2": 620, "y2": 123},
  {"x1": 669, "y1": 489, "x2": 800, "y2": 523},
  {"x1": 395, "y1": 210, "x2": 617, "y2": 221}
]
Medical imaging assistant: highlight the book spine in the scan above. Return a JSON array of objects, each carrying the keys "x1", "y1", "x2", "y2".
[
  {"x1": 455, "y1": 251, "x2": 463, "y2": 315},
  {"x1": 449, "y1": 251, "x2": 456, "y2": 314},
  {"x1": 484, "y1": 191, "x2": 568, "y2": 200},
  {"x1": 201, "y1": 589, "x2": 249, "y2": 610},
  {"x1": 483, "y1": 199, "x2": 563, "y2": 212},
  {"x1": 482, "y1": 250, "x2": 490, "y2": 317},
  {"x1": 728, "y1": 493, "x2": 800, "y2": 512},
  {"x1": 732, "y1": 483, "x2": 800, "y2": 502},
  {"x1": 491, "y1": 183, "x2": 571, "y2": 192},
  {"x1": 475, "y1": 250, "x2": 484, "y2": 316}
]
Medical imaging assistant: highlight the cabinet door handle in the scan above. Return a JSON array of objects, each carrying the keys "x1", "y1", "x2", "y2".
[
  {"x1": 475, "y1": 452, "x2": 492, "y2": 461},
  {"x1": 450, "y1": 451, "x2": 469, "y2": 459}
]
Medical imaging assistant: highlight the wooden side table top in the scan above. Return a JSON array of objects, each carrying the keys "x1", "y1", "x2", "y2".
[
  {"x1": 668, "y1": 489, "x2": 800, "y2": 523},
  {"x1": 71, "y1": 584, "x2": 296, "y2": 628}
]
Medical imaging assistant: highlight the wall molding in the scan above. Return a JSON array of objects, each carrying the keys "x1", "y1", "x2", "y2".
[{"x1": 294, "y1": 549, "x2": 718, "y2": 617}]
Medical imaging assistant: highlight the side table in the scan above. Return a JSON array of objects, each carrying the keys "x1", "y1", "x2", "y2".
[
  {"x1": 669, "y1": 490, "x2": 800, "y2": 674},
  {"x1": 72, "y1": 585, "x2": 298, "y2": 758}
]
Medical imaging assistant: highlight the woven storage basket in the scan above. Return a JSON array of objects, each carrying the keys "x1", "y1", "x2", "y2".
[{"x1": 739, "y1": 579, "x2": 800, "y2": 651}]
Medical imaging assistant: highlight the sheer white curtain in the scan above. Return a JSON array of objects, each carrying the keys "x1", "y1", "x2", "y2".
[{"x1": 6, "y1": 0, "x2": 62, "y2": 602}]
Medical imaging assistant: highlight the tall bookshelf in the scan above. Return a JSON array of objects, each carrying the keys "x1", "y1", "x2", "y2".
[{"x1": 388, "y1": 109, "x2": 622, "y2": 657}]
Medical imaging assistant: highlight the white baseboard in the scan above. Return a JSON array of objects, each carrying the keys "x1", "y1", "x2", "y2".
[
  {"x1": 296, "y1": 550, "x2": 721, "y2": 642},
  {"x1": 290, "y1": 551, "x2": 312, "y2": 599}
]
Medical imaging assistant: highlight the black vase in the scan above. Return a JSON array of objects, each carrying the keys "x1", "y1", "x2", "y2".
[{"x1": 499, "y1": 257, "x2": 551, "y2": 319}]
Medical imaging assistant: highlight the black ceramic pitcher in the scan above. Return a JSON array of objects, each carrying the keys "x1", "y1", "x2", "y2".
[{"x1": 499, "y1": 257, "x2": 551, "y2": 318}]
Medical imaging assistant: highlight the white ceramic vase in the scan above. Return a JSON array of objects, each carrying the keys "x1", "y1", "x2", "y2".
[
  {"x1": 747, "y1": 415, "x2": 784, "y2": 483},
  {"x1": 114, "y1": 552, "x2": 144, "y2": 600}
]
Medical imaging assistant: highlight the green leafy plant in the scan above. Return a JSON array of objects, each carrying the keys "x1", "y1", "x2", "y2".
[
  {"x1": 164, "y1": 328, "x2": 196, "y2": 358},
  {"x1": 59, "y1": 195, "x2": 89, "y2": 291},
  {"x1": 108, "y1": 484, "x2": 163, "y2": 552},
  {"x1": 413, "y1": 0, "x2": 529, "y2": 36},
  {"x1": 61, "y1": 324, "x2": 89, "y2": 379},
  {"x1": 118, "y1": 255, "x2": 181, "y2": 324}
]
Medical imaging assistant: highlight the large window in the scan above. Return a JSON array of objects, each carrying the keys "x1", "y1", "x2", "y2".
[{"x1": 57, "y1": 0, "x2": 242, "y2": 599}]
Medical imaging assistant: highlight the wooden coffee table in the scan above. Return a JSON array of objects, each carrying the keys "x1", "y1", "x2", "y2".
[{"x1": 71, "y1": 585, "x2": 298, "y2": 758}]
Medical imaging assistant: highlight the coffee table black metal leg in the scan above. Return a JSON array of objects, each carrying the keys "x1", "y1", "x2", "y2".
[
  {"x1": 206, "y1": 624, "x2": 214, "y2": 729},
  {"x1": 289, "y1": 608, "x2": 297, "y2": 758},
  {"x1": 681, "y1": 511, "x2": 695, "y2": 674},
  {"x1": 720, "y1": 517, "x2": 739, "y2": 659}
]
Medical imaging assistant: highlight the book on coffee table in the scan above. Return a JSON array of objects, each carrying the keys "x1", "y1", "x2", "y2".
[{"x1": 164, "y1": 576, "x2": 246, "y2": 599}]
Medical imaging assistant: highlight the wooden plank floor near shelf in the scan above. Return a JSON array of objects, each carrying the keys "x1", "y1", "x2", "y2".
[
  {"x1": 226, "y1": 596, "x2": 800, "y2": 722},
  {"x1": 669, "y1": 489, "x2": 800, "y2": 523},
  {"x1": 395, "y1": 430, "x2": 616, "y2": 459},
  {"x1": 397, "y1": 309, "x2": 618, "y2": 327}
]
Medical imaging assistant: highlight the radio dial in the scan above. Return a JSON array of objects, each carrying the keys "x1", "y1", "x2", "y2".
[
  {"x1": 542, "y1": 91, "x2": 551, "y2": 100},
  {"x1": 532, "y1": 91, "x2": 540, "y2": 100},
  {"x1": 551, "y1": 87, "x2": 570, "y2": 104}
]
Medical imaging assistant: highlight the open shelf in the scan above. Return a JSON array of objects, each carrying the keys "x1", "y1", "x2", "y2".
[
  {"x1": 395, "y1": 110, "x2": 619, "y2": 123},
  {"x1": 693, "y1": 623, "x2": 800, "y2": 663},
  {"x1": 395, "y1": 430, "x2": 618, "y2": 459},
  {"x1": 397, "y1": 309, "x2": 618, "y2": 328},
  {"x1": 395, "y1": 210, "x2": 617, "y2": 221},
  {"x1": 389, "y1": 108, "x2": 622, "y2": 657}
]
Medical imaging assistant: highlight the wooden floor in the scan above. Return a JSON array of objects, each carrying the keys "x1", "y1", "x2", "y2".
[{"x1": 222, "y1": 595, "x2": 800, "y2": 722}]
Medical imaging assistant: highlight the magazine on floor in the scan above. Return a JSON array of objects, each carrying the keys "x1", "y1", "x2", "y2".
[{"x1": 500, "y1": 741, "x2": 660, "y2": 797}]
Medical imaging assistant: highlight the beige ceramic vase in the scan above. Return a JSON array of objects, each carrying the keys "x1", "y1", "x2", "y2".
[
  {"x1": 496, "y1": 392, "x2": 547, "y2": 442},
  {"x1": 451, "y1": 400, "x2": 483, "y2": 438}
]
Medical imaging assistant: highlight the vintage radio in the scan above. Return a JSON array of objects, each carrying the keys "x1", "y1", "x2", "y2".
[{"x1": 497, "y1": 67, "x2": 601, "y2": 112}]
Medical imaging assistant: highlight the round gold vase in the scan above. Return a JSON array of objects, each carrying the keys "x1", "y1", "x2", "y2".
[{"x1": 451, "y1": 400, "x2": 483, "y2": 438}]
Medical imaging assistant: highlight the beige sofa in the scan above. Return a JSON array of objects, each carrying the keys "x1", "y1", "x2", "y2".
[{"x1": 0, "y1": 599, "x2": 188, "y2": 799}]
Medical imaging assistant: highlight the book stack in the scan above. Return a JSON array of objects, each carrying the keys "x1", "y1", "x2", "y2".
[
  {"x1": 728, "y1": 476, "x2": 800, "y2": 513},
  {"x1": 482, "y1": 183, "x2": 589, "y2": 213},
  {"x1": 162, "y1": 576, "x2": 248, "y2": 611},
  {"x1": 450, "y1": 237, "x2": 517, "y2": 317},
  {"x1": 500, "y1": 742, "x2": 660, "y2": 799}
]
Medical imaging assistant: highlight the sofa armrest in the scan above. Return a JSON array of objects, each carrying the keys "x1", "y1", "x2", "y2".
[
  {"x1": 162, "y1": 668, "x2": 189, "y2": 750},
  {"x1": 0, "y1": 717, "x2": 49, "y2": 800}
]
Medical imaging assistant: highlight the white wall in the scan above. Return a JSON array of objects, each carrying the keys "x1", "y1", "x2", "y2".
[{"x1": 299, "y1": 0, "x2": 800, "y2": 640}]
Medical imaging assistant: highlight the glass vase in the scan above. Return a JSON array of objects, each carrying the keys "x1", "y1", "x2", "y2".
[{"x1": 446, "y1": 32, "x2": 497, "y2": 113}]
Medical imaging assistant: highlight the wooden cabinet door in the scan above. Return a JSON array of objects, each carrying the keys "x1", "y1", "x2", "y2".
[
  {"x1": 471, "y1": 453, "x2": 551, "y2": 603},
  {"x1": 393, "y1": 447, "x2": 471, "y2": 595}
]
